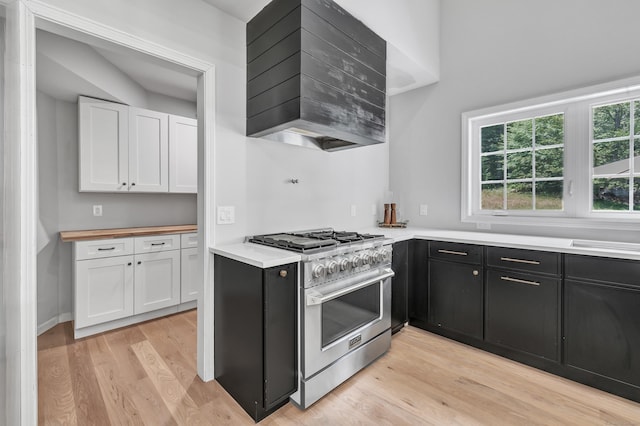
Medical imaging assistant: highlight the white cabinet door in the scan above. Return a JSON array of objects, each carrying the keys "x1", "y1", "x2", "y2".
[
  {"x1": 78, "y1": 96, "x2": 129, "y2": 192},
  {"x1": 169, "y1": 115, "x2": 197, "y2": 193},
  {"x1": 129, "y1": 107, "x2": 169, "y2": 192},
  {"x1": 75, "y1": 256, "x2": 134, "y2": 328},
  {"x1": 134, "y1": 251, "x2": 180, "y2": 314},
  {"x1": 181, "y1": 247, "x2": 199, "y2": 303}
]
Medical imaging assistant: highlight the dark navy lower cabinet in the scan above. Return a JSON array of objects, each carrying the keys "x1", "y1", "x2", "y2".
[
  {"x1": 485, "y1": 270, "x2": 560, "y2": 361},
  {"x1": 407, "y1": 239, "x2": 429, "y2": 328},
  {"x1": 564, "y1": 255, "x2": 640, "y2": 401},
  {"x1": 214, "y1": 255, "x2": 297, "y2": 422}
]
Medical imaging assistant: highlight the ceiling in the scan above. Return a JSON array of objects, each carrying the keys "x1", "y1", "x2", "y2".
[{"x1": 201, "y1": 0, "x2": 268, "y2": 22}]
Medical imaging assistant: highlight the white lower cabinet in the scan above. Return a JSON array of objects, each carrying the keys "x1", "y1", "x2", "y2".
[
  {"x1": 75, "y1": 255, "x2": 134, "y2": 329},
  {"x1": 73, "y1": 233, "x2": 198, "y2": 338},
  {"x1": 134, "y1": 250, "x2": 181, "y2": 313},
  {"x1": 181, "y1": 248, "x2": 199, "y2": 303}
]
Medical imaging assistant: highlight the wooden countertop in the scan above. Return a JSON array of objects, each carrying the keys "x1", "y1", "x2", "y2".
[{"x1": 59, "y1": 224, "x2": 197, "y2": 242}]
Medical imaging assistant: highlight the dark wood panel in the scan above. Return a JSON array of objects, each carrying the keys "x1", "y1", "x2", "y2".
[
  {"x1": 391, "y1": 241, "x2": 409, "y2": 333},
  {"x1": 214, "y1": 255, "x2": 264, "y2": 420},
  {"x1": 408, "y1": 239, "x2": 429, "y2": 327},
  {"x1": 247, "y1": 97, "x2": 302, "y2": 136},
  {"x1": 485, "y1": 270, "x2": 559, "y2": 361},
  {"x1": 248, "y1": 6, "x2": 301, "y2": 63},
  {"x1": 300, "y1": 75, "x2": 385, "y2": 126},
  {"x1": 302, "y1": 0, "x2": 385, "y2": 59},
  {"x1": 248, "y1": 29, "x2": 301, "y2": 81},
  {"x1": 263, "y1": 264, "x2": 297, "y2": 409},
  {"x1": 429, "y1": 241, "x2": 483, "y2": 265},
  {"x1": 301, "y1": 6, "x2": 385, "y2": 75},
  {"x1": 301, "y1": 30, "x2": 385, "y2": 91},
  {"x1": 565, "y1": 255, "x2": 640, "y2": 288},
  {"x1": 247, "y1": 0, "x2": 301, "y2": 45},
  {"x1": 429, "y1": 259, "x2": 483, "y2": 340},
  {"x1": 486, "y1": 246, "x2": 561, "y2": 276},
  {"x1": 247, "y1": 75, "x2": 301, "y2": 118},
  {"x1": 247, "y1": 52, "x2": 301, "y2": 99},
  {"x1": 301, "y1": 52, "x2": 385, "y2": 108},
  {"x1": 300, "y1": 97, "x2": 385, "y2": 142},
  {"x1": 565, "y1": 279, "x2": 640, "y2": 388}
]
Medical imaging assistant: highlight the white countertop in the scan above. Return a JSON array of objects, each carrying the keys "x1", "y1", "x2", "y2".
[
  {"x1": 211, "y1": 227, "x2": 640, "y2": 267},
  {"x1": 210, "y1": 243, "x2": 301, "y2": 268}
]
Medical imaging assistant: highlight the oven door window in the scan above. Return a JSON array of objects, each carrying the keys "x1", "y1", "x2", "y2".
[{"x1": 322, "y1": 282, "x2": 380, "y2": 348}]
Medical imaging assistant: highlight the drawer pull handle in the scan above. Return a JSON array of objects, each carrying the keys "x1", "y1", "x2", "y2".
[
  {"x1": 500, "y1": 257, "x2": 540, "y2": 265},
  {"x1": 151, "y1": 242, "x2": 166, "y2": 246},
  {"x1": 97, "y1": 247, "x2": 116, "y2": 251},
  {"x1": 438, "y1": 249, "x2": 468, "y2": 256},
  {"x1": 501, "y1": 276, "x2": 540, "y2": 286}
]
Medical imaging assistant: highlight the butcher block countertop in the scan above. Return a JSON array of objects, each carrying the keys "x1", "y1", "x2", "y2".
[{"x1": 59, "y1": 224, "x2": 197, "y2": 242}]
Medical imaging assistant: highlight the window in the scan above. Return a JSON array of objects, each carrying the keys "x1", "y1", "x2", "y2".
[
  {"x1": 462, "y1": 76, "x2": 640, "y2": 229},
  {"x1": 480, "y1": 114, "x2": 564, "y2": 211}
]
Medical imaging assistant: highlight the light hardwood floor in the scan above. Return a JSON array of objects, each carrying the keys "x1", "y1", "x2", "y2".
[{"x1": 38, "y1": 310, "x2": 640, "y2": 425}]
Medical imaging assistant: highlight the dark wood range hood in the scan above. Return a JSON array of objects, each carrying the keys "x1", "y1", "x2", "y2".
[{"x1": 246, "y1": 0, "x2": 387, "y2": 152}]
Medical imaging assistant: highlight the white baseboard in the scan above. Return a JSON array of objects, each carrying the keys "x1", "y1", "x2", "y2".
[{"x1": 37, "y1": 312, "x2": 72, "y2": 336}]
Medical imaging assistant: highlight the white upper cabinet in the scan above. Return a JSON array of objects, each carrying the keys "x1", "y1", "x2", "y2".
[
  {"x1": 129, "y1": 107, "x2": 169, "y2": 192},
  {"x1": 78, "y1": 96, "x2": 196, "y2": 193},
  {"x1": 79, "y1": 96, "x2": 129, "y2": 192},
  {"x1": 169, "y1": 115, "x2": 198, "y2": 193}
]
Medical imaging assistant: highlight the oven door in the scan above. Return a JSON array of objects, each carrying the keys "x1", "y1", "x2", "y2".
[{"x1": 302, "y1": 268, "x2": 393, "y2": 378}]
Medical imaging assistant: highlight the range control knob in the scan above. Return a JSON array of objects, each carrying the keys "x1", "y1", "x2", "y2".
[
  {"x1": 374, "y1": 250, "x2": 384, "y2": 263},
  {"x1": 362, "y1": 252, "x2": 372, "y2": 265},
  {"x1": 312, "y1": 263, "x2": 325, "y2": 278},
  {"x1": 339, "y1": 258, "x2": 350, "y2": 271},
  {"x1": 351, "y1": 255, "x2": 362, "y2": 268},
  {"x1": 326, "y1": 260, "x2": 338, "y2": 275}
]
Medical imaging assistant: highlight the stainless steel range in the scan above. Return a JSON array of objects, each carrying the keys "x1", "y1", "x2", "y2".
[{"x1": 249, "y1": 229, "x2": 394, "y2": 408}]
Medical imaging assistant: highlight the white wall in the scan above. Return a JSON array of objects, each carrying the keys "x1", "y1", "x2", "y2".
[
  {"x1": 36, "y1": 92, "x2": 197, "y2": 332},
  {"x1": 390, "y1": 0, "x2": 640, "y2": 242}
]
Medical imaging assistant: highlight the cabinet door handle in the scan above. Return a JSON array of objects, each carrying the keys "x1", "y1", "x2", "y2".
[
  {"x1": 151, "y1": 242, "x2": 166, "y2": 246},
  {"x1": 438, "y1": 249, "x2": 468, "y2": 256},
  {"x1": 500, "y1": 276, "x2": 540, "y2": 286},
  {"x1": 127, "y1": 262, "x2": 132, "y2": 266},
  {"x1": 500, "y1": 257, "x2": 540, "y2": 265},
  {"x1": 279, "y1": 270, "x2": 288, "y2": 278},
  {"x1": 97, "y1": 247, "x2": 116, "y2": 251},
  {"x1": 137, "y1": 261, "x2": 142, "y2": 265}
]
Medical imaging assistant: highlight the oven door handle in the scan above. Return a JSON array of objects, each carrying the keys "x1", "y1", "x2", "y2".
[{"x1": 306, "y1": 269, "x2": 395, "y2": 306}]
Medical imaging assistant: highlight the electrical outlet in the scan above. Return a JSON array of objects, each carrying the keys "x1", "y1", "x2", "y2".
[
  {"x1": 93, "y1": 205, "x2": 103, "y2": 217},
  {"x1": 476, "y1": 222, "x2": 492, "y2": 230},
  {"x1": 419, "y1": 204, "x2": 428, "y2": 216},
  {"x1": 371, "y1": 204, "x2": 377, "y2": 216},
  {"x1": 217, "y1": 206, "x2": 235, "y2": 225},
  {"x1": 350, "y1": 204, "x2": 357, "y2": 217}
]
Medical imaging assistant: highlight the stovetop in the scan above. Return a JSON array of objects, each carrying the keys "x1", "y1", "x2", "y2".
[{"x1": 248, "y1": 228, "x2": 385, "y2": 254}]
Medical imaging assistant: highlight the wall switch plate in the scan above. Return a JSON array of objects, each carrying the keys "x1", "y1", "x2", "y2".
[
  {"x1": 350, "y1": 204, "x2": 357, "y2": 217},
  {"x1": 371, "y1": 204, "x2": 377, "y2": 216},
  {"x1": 92, "y1": 205, "x2": 103, "y2": 217},
  {"x1": 419, "y1": 204, "x2": 428, "y2": 216},
  {"x1": 217, "y1": 206, "x2": 235, "y2": 225}
]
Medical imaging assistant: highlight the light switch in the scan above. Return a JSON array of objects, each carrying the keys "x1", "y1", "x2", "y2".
[
  {"x1": 419, "y1": 204, "x2": 428, "y2": 216},
  {"x1": 350, "y1": 204, "x2": 357, "y2": 217},
  {"x1": 93, "y1": 205, "x2": 103, "y2": 217},
  {"x1": 217, "y1": 206, "x2": 235, "y2": 225}
]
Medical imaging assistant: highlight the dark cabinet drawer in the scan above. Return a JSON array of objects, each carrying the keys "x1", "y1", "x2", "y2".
[
  {"x1": 565, "y1": 254, "x2": 640, "y2": 288},
  {"x1": 487, "y1": 246, "x2": 560, "y2": 276},
  {"x1": 429, "y1": 241, "x2": 482, "y2": 265},
  {"x1": 485, "y1": 270, "x2": 559, "y2": 361}
]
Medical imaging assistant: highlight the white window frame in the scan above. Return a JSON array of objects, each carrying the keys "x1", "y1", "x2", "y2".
[{"x1": 462, "y1": 75, "x2": 640, "y2": 230}]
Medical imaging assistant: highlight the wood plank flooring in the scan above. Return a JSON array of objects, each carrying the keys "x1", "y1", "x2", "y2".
[{"x1": 38, "y1": 310, "x2": 640, "y2": 425}]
